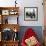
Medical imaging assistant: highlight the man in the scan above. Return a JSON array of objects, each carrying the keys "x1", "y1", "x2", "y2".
[{"x1": 21, "y1": 28, "x2": 41, "y2": 46}]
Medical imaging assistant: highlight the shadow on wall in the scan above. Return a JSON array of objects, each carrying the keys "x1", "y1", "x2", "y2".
[{"x1": 18, "y1": 26, "x2": 43, "y2": 44}]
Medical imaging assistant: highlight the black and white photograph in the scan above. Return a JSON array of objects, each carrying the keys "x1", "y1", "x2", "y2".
[{"x1": 24, "y1": 7, "x2": 38, "y2": 21}]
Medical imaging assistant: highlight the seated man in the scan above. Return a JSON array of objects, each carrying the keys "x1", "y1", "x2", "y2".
[{"x1": 21, "y1": 28, "x2": 41, "y2": 46}]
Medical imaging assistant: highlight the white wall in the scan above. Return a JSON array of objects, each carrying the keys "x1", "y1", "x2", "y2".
[
  {"x1": 0, "y1": 0, "x2": 44, "y2": 26},
  {"x1": 0, "y1": 0, "x2": 15, "y2": 7},
  {"x1": 19, "y1": 0, "x2": 44, "y2": 26}
]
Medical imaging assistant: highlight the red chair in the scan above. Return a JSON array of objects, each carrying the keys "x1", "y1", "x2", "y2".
[{"x1": 21, "y1": 28, "x2": 41, "y2": 46}]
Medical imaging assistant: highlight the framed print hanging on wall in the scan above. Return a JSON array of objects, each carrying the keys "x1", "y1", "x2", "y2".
[{"x1": 24, "y1": 7, "x2": 38, "y2": 21}]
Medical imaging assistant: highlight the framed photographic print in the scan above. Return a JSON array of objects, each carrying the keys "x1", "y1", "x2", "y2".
[
  {"x1": 2, "y1": 10, "x2": 9, "y2": 15},
  {"x1": 24, "y1": 7, "x2": 38, "y2": 21},
  {"x1": 9, "y1": 10, "x2": 15, "y2": 15}
]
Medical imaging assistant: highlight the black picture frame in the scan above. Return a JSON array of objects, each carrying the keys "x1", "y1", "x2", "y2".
[{"x1": 24, "y1": 7, "x2": 38, "y2": 21}]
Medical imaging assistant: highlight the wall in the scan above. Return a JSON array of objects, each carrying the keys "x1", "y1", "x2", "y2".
[
  {"x1": 0, "y1": 0, "x2": 44, "y2": 26},
  {"x1": 19, "y1": 0, "x2": 44, "y2": 26}
]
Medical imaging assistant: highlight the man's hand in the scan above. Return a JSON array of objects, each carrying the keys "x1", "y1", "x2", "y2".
[{"x1": 25, "y1": 36, "x2": 38, "y2": 46}]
